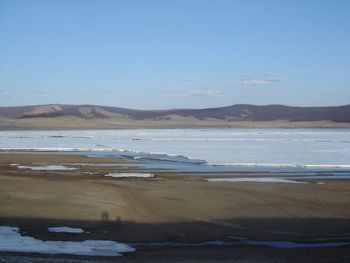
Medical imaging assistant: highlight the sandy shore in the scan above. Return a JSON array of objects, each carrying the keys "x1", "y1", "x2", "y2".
[{"x1": 0, "y1": 153, "x2": 349, "y2": 262}]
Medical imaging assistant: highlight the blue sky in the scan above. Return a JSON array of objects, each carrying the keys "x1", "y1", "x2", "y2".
[{"x1": 0, "y1": 0, "x2": 349, "y2": 109}]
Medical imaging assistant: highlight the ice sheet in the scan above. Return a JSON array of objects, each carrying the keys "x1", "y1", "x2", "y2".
[{"x1": 2, "y1": 129, "x2": 350, "y2": 172}]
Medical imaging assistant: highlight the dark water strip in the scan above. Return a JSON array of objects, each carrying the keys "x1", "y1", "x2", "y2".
[{"x1": 130, "y1": 236, "x2": 350, "y2": 249}]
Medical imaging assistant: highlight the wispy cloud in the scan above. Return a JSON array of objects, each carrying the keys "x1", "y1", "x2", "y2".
[
  {"x1": 0, "y1": 95, "x2": 12, "y2": 100},
  {"x1": 227, "y1": 80, "x2": 239, "y2": 85},
  {"x1": 314, "y1": 97, "x2": 324, "y2": 102},
  {"x1": 94, "y1": 89, "x2": 114, "y2": 94},
  {"x1": 81, "y1": 89, "x2": 114, "y2": 95},
  {"x1": 228, "y1": 73, "x2": 283, "y2": 86},
  {"x1": 178, "y1": 89, "x2": 222, "y2": 98},
  {"x1": 242, "y1": 79, "x2": 271, "y2": 86},
  {"x1": 182, "y1": 77, "x2": 198, "y2": 82},
  {"x1": 161, "y1": 87, "x2": 185, "y2": 93},
  {"x1": 29, "y1": 90, "x2": 47, "y2": 95},
  {"x1": 265, "y1": 72, "x2": 284, "y2": 82}
]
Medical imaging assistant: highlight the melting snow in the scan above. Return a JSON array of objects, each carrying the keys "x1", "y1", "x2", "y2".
[
  {"x1": 105, "y1": 173, "x2": 154, "y2": 178},
  {"x1": 0, "y1": 226, "x2": 135, "y2": 256},
  {"x1": 16, "y1": 165, "x2": 76, "y2": 171},
  {"x1": 48, "y1": 227, "x2": 85, "y2": 233}
]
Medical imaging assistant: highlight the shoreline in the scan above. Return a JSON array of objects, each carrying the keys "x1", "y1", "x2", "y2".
[
  {"x1": 0, "y1": 152, "x2": 350, "y2": 261},
  {"x1": 1, "y1": 118, "x2": 350, "y2": 130}
]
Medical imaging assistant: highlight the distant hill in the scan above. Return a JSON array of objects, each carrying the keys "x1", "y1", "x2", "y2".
[{"x1": 0, "y1": 104, "x2": 350, "y2": 129}]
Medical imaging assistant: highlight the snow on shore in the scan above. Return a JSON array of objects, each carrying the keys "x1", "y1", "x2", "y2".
[
  {"x1": 105, "y1": 173, "x2": 154, "y2": 178},
  {"x1": 48, "y1": 227, "x2": 85, "y2": 233},
  {"x1": 16, "y1": 165, "x2": 76, "y2": 171},
  {"x1": 0, "y1": 226, "x2": 135, "y2": 256}
]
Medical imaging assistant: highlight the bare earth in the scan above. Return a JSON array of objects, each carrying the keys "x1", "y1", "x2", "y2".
[{"x1": 0, "y1": 153, "x2": 349, "y2": 262}]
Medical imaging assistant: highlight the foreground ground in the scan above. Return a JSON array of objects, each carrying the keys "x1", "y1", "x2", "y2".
[{"x1": 0, "y1": 153, "x2": 349, "y2": 262}]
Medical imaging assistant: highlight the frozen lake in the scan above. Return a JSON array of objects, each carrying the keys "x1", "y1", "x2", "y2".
[{"x1": 1, "y1": 129, "x2": 350, "y2": 172}]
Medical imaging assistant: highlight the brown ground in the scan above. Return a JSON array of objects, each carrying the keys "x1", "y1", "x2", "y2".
[{"x1": 0, "y1": 153, "x2": 349, "y2": 262}]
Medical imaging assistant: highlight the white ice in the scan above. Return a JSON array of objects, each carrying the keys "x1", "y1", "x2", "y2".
[
  {"x1": 2, "y1": 129, "x2": 350, "y2": 167},
  {"x1": 48, "y1": 227, "x2": 85, "y2": 233},
  {"x1": 0, "y1": 226, "x2": 135, "y2": 256},
  {"x1": 105, "y1": 173, "x2": 154, "y2": 178},
  {"x1": 16, "y1": 165, "x2": 76, "y2": 171},
  {"x1": 207, "y1": 177, "x2": 305, "y2": 184}
]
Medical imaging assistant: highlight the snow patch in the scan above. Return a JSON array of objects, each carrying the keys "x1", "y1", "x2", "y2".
[
  {"x1": 48, "y1": 227, "x2": 85, "y2": 234},
  {"x1": 105, "y1": 173, "x2": 154, "y2": 178},
  {"x1": 0, "y1": 226, "x2": 135, "y2": 256},
  {"x1": 17, "y1": 165, "x2": 76, "y2": 171}
]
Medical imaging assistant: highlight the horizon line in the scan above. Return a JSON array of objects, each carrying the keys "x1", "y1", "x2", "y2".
[{"x1": 1, "y1": 103, "x2": 349, "y2": 111}]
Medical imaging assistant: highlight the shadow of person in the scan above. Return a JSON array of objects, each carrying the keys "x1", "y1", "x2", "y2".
[{"x1": 101, "y1": 211, "x2": 109, "y2": 222}]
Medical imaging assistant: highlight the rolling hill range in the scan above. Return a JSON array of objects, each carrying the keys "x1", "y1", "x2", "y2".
[{"x1": 0, "y1": 104, "x2": 350, "y2": 129}]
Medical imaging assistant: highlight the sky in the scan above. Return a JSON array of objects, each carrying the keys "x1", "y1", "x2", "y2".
[{"x1": 0, "y1": 0, "x2": 349, "y2": 109}]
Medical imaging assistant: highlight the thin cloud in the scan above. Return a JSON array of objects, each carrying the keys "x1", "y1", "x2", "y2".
[
  {"x1": 94, "y1": 89, "x2": 114, "y2": 94},
  {"x1": 29, "y1": 90, "x2": 47, "y2": 95},
  {"x1": 242, "y1": 79, "x2": 271, "y2": 86},
  {"x1": 81, "y1": 89, "x2": 114, "y2": 95},
  {"x1": 228, "y1": 73, "x2": 283, "y2": 86},
  {"x1": 182, "y1": 77, "x2": 198, "y2": 82},
  {"x1": 0, "y1": 95, "x2": 12, "y2": 100},
  {"x1": 315, "y1": 97, "x2": 324, "y2": 102},
  {"x1": 265, "y1": 72, "x2": 284, "y2": 82},
  {"x1": 178, "y1": 90, "x2": 222, "y2": 98},
  {"x1": 162, "y1": 87, "x2": 185, "y2": 93},
  {"x1": 227, "y1": 80, "x2": 239, "y2": 85}
]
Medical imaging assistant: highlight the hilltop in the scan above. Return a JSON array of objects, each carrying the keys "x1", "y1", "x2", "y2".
[{"x1": 0, "y1": 104, "x2": 349, "y2": 129}]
